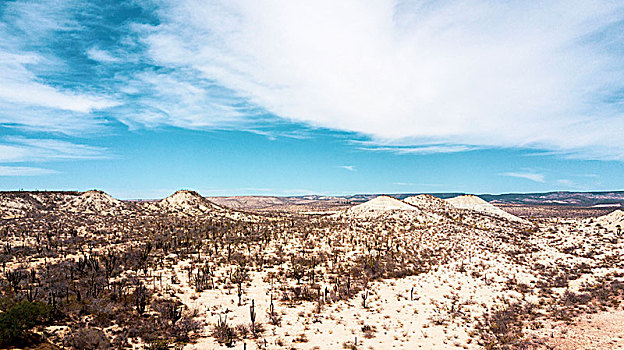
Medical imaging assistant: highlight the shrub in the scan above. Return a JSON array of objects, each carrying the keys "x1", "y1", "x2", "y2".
[
  {"x1": 146, "y1": 339, "x2": 169, "y2": 350},
  {"x1": 212, "y1": 315, "x2": 237, "y2": 347},
  {"x1": 0, "y1": 300, "x2": 52, "y2": 346},
  {"x1": 172, "y1": 317, "x2": 201, "y2": 342},
  {"x1": 67, "y1": 327, "x2": 111, "y2": 350}
]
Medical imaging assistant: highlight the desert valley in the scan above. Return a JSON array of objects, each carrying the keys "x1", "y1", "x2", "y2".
[
  {"x1": 1, "y1": 190, "x2": 624, "y2": 349},
  {"x1": 2, "y1": 0, "x2": 624, "y2": 349}
]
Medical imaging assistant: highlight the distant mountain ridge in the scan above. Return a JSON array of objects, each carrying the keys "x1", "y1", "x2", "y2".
[
  {"x1": 0, "y1": 189, "x2": 226, "y2": 219},
  {"x1": 337, "y1": 191, "x2": 624, "y2": 207},
  {"x1": 477, "y1": 191, "x2": 624, "y2": 206},
  {"x1": 1, "y1": 190, "x2": 622, "y2": 218},
  {"x1": 211, "y1": 191, "x2": 624, "y2": 206},
  {"x1": 4, "y1": 189, "x2": 622, "y2": 206}
]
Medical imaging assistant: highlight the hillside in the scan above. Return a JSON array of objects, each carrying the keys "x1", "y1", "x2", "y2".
[
  {"x1": 2, "y1": 189, "x2": 624, "y2": 349},
  {"x1": 63, "y1": 190, "x2": 127, "y2": 214},
  {"x1": 446, "y1": 195, "x2": 527, "y2": 223},
  {"x1": 594, "y1": 209, "x2": 624, "y2": 231},
  {"x1": 346, "y1": 196, "x2": 419, "y2": 217},
  {"x1": 404, "y1": 194, "x2": 454, "y2": 211}
]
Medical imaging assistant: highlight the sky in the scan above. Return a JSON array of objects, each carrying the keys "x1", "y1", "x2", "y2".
[{"x1": 0, "y1": 0, "x2": 623, "y2": 199}]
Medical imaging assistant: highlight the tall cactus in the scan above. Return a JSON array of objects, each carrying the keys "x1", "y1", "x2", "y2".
[
  {"x1": 361, "y1": 290, "x2": 368, "y2": 308},
  {"x1": 249, "y1": 299, "x2": 256, "y2": 336}
]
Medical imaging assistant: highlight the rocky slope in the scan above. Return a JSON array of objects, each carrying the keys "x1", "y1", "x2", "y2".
[
  {"x1": 0, "y1": 190, "x2": 241, "y2": 220},
  {"x1": 62, "y1": 190, "x2": 127, "y2": 214},
  {"x1": 155, "y1": 190, "x2": 223, "y2": 215},
  {"x1": 404, "y1": 194, "x2": 454, "y2": 211},
  {"x1": 346, "y1": 195, "x2": 419, "y2": 216},
  {"x1": 594, "y1": 209, "x2": 624, "y2": 231}
]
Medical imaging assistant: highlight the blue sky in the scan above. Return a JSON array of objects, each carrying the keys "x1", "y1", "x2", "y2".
[{"x1": 0, "y1": 0, "x2": 623, "y2": 199}]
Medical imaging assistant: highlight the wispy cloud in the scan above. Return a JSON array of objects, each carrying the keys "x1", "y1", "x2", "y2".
[
  {"x1": 0, "y1": 137, "x2": 108, "y2": 162},
  {"x1": 134, "y1": 0, "x2": 624, "y2": 160},
  {"x1": 337, "y1": 165, "x2": 356, "y2": 172},
  {"x1": 2, "y1": 0, "x2": 624, "y2": 160},
  {"x1": 0, "y1": 166, "x2": 58, "y2": 176},
  {"x1": 500, "y1": 172, "x2": 546, "y2": 183},
  {"x1": 86, "y1": 47, "x2": 121, "y2": 63},
  {"x1": 0, "y1": 66, "x2": 117, "y2": 113},
  {"x1": 361, "y1": 145, "x2": 478, "y2": 155},
  {"x1": 0, "y1": 1, "x2": 118, "y2": 133},
  {"x1": 113, "y1": 70, "x2": 255, "y2": 130}
]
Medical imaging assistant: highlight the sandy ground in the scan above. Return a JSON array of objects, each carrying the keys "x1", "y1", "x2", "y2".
[{"x1": 2, "y1": 191, "x2": 624, "y2": 349}]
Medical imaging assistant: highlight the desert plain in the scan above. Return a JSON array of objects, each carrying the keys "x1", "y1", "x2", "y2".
[{"x1": 1, "y1": 190, "x2": 624, "y2": 350}]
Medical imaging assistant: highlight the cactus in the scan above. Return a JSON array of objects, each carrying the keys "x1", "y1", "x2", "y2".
[
  {"x1": 134, "y1": 283, "x2": 148, "y2": 315},
  {"x1": 249, "y1": 299, "x2": 256, "y2": 336},
  {"x1": 213, "y1": 314, "x2": 236, "y2": 346},
  {"x1": 231, "y1": 265, "x2": 249, "y2": 305},
  {"x1": 361, "y1": 290, "x2": 368, "y2": 308}
]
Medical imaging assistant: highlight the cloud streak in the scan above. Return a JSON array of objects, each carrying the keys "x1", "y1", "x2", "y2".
[
  {"x1": 0, "y1": 166, "x2": 58, "y2": 176},
  {"x1": 360, "y1": 145, "x2": 478, "y2": 155},
  {"x1": 86, "y1": 47, "x2": 122, "y2": 63},
  {"x1": 0, "y1": 0, "x2": 118, "y2": 133},
  {"x1": 500, "y1": 172, "x2": 546, "y2": 183},
  {"x1": 0, "y1": 137, "x2": 108, "y2": 162}
]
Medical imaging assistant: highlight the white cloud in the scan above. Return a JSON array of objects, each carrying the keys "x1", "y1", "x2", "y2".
[
  {"x1": 140, "y1": 0, "x2": 624, "y2": 159},
  {"x1": 361, "y1": 145, "x2": 477, "y2": 155},
  {"x1": 0, "y1": 0, "x2": 82, "y2": 44},
  {"x1": 113, "y1": 70, "x2": 252, "y2": 130},
  {"x1": 0, "y1": 137, "x2": 108, "y2": 162},
  {"x1": 0, "y1": 166, "x2": 58, "y2": 176},
  {"x1": 2, "y1": 0, "x2": 624, "y2": 161},
  {"x1": 0, "y1": 1, "x2": 118, "y2": 133},
  {"x1": 500, "y1": 172, "x2": 546, "y2": 183},
  {"x1": 86, "y1": 47, "x2": 122, "y2": 63},
  {"x1": 0, "y1": 80, "x2": 117, "y2": 114},
  {"x1": 0, "y1": 49, "x2": 118, "y2": 114}
]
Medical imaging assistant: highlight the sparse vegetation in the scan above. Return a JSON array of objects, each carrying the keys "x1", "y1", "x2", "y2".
[
  {"x1": 0, "y1": 299, "x2": 52, "y2": 346},
  {"x1": 1, "y1": 190, "x2": 623, "y2": 349}
]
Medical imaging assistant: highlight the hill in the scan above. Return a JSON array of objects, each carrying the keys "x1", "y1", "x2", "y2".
[
  {"x1": 404, "y1": 194, "x2": 454, "y2": 210},
  {"x1": 595, "y1": 209, "x2": 624, "y2": 231},
  {"x1": 344, "y1": 196, "x2": 421, "y2": 218},
  {"x1": 63, "y1": 190, "x2": 126, "y2": 214},
  {"x1": 446, "y1": 195, "x2": 527, "y2": 223}
]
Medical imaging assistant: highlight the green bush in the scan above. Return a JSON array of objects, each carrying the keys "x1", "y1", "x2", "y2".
[{"x1": 0, "y1": 300, "x2": 52, "y2": 346}]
